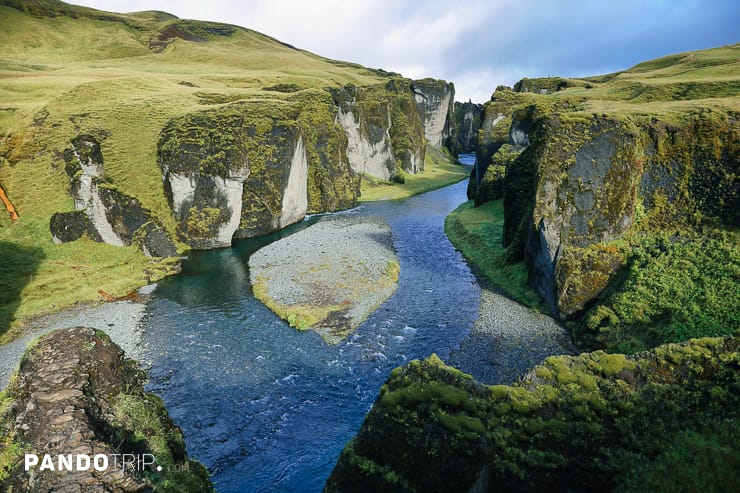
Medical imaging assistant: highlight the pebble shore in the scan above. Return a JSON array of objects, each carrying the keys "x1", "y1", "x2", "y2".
[
  {"x1": 0, "y1": 287, "x2": 154, "y2": 389},
  {"x1": 448, "y1": 288, "x2": 577, "y2": 384}
]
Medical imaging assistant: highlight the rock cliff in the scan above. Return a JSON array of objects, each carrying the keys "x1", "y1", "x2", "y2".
[
  {"x1": 470, "y1": 47, "x2": 739, "y2": 332},
  {"x1": 325, "y1": 337, "x2": 739, "y2": 493},
  {"x1": 50, "y1": 134, "x2": 178, "y2": 257},
  {"x1": 454, "y1": 100, "x2": 482, "y2": 153},
  {"x1": 411, "y1": 79, "x2": 456, "y2": 150},
  {"x1": 0, "y1": 327, "x2": 213, "y2": 492}
]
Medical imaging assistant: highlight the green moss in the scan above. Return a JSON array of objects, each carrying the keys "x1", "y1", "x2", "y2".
[
  {"x1": 445, "y1": 199, "x2": 546, "y2": 311},
  {"x1": 328, "y1": 337, "x2": 739, "y2": 492}
]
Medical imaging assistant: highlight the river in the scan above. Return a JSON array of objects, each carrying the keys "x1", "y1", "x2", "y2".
[{"x1": 141, "y1": 156, "x2": 479, "y2": 492}]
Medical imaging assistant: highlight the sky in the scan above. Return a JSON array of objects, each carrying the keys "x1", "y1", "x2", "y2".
[{"x1": 73, "y1": 0, "x2": 739, "y2": 103}]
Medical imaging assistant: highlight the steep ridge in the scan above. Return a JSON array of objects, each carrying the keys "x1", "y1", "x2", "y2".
[
  {"x1": 466, "y1": 44, "x2": 739, "y2": 351},
  {"x1": 0, "y1": 0, "x2": 458, "y2": 332}
]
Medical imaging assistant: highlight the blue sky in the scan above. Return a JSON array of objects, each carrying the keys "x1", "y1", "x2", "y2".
[{"x1": 74, "y1": 0, "x2": 739, "y2": 102}]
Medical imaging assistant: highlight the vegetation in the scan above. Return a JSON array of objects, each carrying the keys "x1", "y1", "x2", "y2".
[
  {"x1": 0, "y1": 0, "x2": 436, "y2": 339},
  {"x1": 462, "y1": 44, "x2": 739, "y2": 353},
  {"x1": 445, "y1": 200, "x2": 545, "y2": 311},
  {"x1": 327, "y1": 337, "x2": 740, "y2": 492},
  {"x1": 359, "y1": 145, "x2": 468, "y2": 201}
]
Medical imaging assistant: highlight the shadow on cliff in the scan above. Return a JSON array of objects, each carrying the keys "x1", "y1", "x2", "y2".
[{"x1": 0, "y1": 240, "x2": 45, "y2": 337}]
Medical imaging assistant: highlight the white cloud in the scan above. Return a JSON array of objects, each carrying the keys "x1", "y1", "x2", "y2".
[{"x1": 64, "y1": 0, "x2": 740, "y2": 103}]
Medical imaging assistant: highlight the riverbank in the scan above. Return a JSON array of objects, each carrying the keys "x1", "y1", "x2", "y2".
[
  {"x1": 445, "y1": 199, "x2": 546, "y2": 311},
  {"x1": 249, "y1": 215, "x2": 400, "y2": 344},
  {"x1": 359, "y1": 146, "x2": 470, "y2": 202},
  {"x1": 445, "y1": 199, "x2": 577, "y2": 383},
  {"x1": 0, "y1": 285, "x2": 155, "y2": 389},
  {"x1": 448, "y1": 288, "x2": 576, "y2": 384}
]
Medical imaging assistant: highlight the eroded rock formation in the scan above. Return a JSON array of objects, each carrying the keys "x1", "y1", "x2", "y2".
[
  {"x1": 50, "y1": 134, "x2": 177, "y2": 257},
  {"x1": 325, "y1": 337, "x2": 739, "y2": 493},
  {"x1": 0, "y1": 327, "x2": 213, "y2": 492}
]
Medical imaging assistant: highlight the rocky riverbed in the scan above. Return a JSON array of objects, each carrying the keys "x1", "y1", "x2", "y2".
[
  {"x1": 0, "y1": 285, "x2": 156, "y2": 389},
  {"x1": 449, "y1": 288, "x2": 577, "y2": 384},
  {"x1": 248, "y1": 215, "x2": 400, "y2": 344}
]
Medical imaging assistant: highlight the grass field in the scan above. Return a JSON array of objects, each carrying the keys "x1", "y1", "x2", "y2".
[
  {"x1": 444, "y1": 200, "x2": 546, "y2": 312},
  {"x1": 0, "y1": 1, "x2": 400, "y2": 339}
]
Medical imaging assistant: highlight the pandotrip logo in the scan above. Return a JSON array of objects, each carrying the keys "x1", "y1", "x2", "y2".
[{"x1": 24, "y1": 453, "x2": 163, "y2": 473}]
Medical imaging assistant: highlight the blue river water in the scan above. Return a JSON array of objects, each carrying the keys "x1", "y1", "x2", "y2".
[{"x1": 141, "y1": 156, "x2": 479, "y2": 492}]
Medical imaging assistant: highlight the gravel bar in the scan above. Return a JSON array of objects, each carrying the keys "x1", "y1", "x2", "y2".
[
  {"x1": 0, "y1": 285, "x2": 156, "y2": 389},
  {"x1": 448, "y1": 288, "x2": 577, "y2": 385},
  {"x1": 249, "y1": 215, "x2": 399, "y2": 343}
]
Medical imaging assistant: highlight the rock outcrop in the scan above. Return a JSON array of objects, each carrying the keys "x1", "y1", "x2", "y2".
[
  {"x1": 411, "y1": 78, "x2": 455, "y2": 150},
  {"x1": 0, "y1": 327, "x2": 213, "y2": 492},
  {"x1": 325, "y1": 337, "x2": 739, "y2": 493},
  {"x1": 503, "y1": 111, "x2": 738, "y2": 319},
  {"x1": 471, "y1": 55, "x2": 739, "y2": 322},
  {"x1": 158, "y1": 77, "x2": 454, "y2": 249},
  {"x1": 158, "y1": 92, "x2": 359, "y2": 244},
  {"x1": 50, "y1": 134, "x2": 177, "y2": 257},
  {"x1": 454, "y1": 100, "x2": 482, "y2": 153},
  {"x1": 331, "y1": 79, "x2": 427, "y2": 179}
]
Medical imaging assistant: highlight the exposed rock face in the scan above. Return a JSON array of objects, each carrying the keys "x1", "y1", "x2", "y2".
[
  {"x1": 158, "y1": 93, "x2": 359, "y2": 245},
  {"x1": 325, "y1": 337, "x2": 739, "y2": 493},
  {"x1": 158, "y1": 111, "x2": 251, "y2": 249},
  {"x1": 503, "y1": 112, "x2": 738, "y2": 319},
  {"x1": 156, "y1": 77, "x2": 449, "y2": 249},
  {"x1": 454, "y1": 101, "x2": 482, "y2": 153},
  {"x1": 333, "y1": 86, "x2": 396, "y2": 180},
  {"x1": 280, "y1": 136, "x2": 309, "y2": 228},
  {"x1": 411, "y1": 78, "x2": 455, "y2": 149},
  {"x1": 0, "y1": 327, "x2": 213, "y2": 492},
  {"x1": 331, "y1": 80, "x2": 426, "y2": 179},
  {"x1": 50, "y1": 135, "x2": 177, "y2": 257}
]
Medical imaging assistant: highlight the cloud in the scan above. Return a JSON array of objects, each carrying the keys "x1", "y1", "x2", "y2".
[{"x1": 71, "y1": 0, "x2": 740, "y2": 102}]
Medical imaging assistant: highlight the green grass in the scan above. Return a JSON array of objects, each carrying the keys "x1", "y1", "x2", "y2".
[
  {"x1": 445, "y1": 200, "x2": 546, "y2": 311},
  {"x1": 359, "y1": 146, "x2": 469, "y2": 202},
  {"x1": 579, "y1": 231, "x2": 740, "y2": 353},
  {"x1": 0, "y1": 1, "x2": 398, "y2": 339}
]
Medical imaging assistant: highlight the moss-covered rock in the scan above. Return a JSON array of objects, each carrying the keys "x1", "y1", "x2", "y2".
[
  {"x1": 504, "y1": 111, "x2": 738, "y2": 320},
  {"x1": 0, "y1": 327, "x2": 213, "y2": 492},
  {"x1": 158, "y1": 92, "x2": 359, "y2": 245},
  {"x1": 52, "y1": 134, "x2": 178, "y2": 256},
  {"x1": 454, "y1": 100, "x2": 482, "y2": 153},
  {"x1": 331, "y1": 79, "x2": 427, "y2": 180},
  {"x1": 325, "y1": 337, "x2": 739, "y2": 493}
]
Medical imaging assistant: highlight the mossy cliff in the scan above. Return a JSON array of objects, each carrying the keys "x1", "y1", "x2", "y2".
[
  {"x1": 158, "y1": 90, "x2": 359, "y2": 244},
  {"x1": 0, "y1": 327, "x2": 213, "y2": 492},
  {"x1": 0, "y1": 0, "x2": 457, "y2": 332},
  {"x1": 467, "y1": 45, "x2": 739, "y2": 351},
  {"x1": 454, "y1": 100, "x2": 482, "y2": 153},
  {"x1": 331, "y1": 79, "x2": 428, "y2": 180},
  {"x1": 325, "y1": 337, "x2": 739, "y2": 493}
]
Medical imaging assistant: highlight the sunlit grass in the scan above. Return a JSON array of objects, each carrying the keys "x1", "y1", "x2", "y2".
[{"x1": 359, "y1": 146, "x2": 469, "y2": 202}]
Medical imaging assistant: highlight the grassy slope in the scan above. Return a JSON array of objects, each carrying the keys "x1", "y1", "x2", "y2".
[
  {"x1": 444, "y1": 200, "x2": 546, "y2": 311},
  {"x1": 0, "y1": 1, "x2": 401, "y2": 341},
  {"x1": 450, "y1": 44, "x2": 739, "y2": 352},
  {"x1": 359, "y1": 145, "x2": 468, "y2": 201}
]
